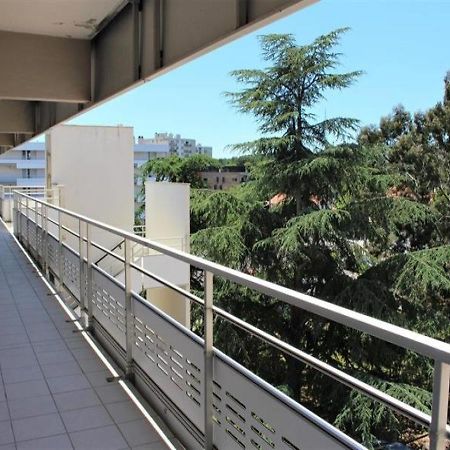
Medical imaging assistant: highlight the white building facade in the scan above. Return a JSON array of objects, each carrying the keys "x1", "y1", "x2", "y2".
[
  {"x1": 0, "y1": 132, "x2": 212, "y2": 188},
  {"x1": 137, "y1": 132, "x2": 213, "y2": 157},
  {"x1": 0, "y1": 142, "x2": 46, "y2": 186}
]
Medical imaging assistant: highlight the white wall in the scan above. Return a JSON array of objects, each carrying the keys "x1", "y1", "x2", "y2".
[
  {"x1": 46, "y1": 125, "x2": 134, "y2": 258},
  {"x1": 145, "y1": 182, "x2": 190, "y2": 247},
  {"x1": 145, "y1": 182, "x2": 190, "y2": 327}
]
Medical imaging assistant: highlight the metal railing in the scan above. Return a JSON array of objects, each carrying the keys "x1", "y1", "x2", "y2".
[
  {"x1": 0, "y1": 185, "x2": 58, "y2": 222},
  {"x1": 13, "y1": 190, "x2": 450, "y2": 450},
  {"x1": 133, "y1": 224, "x2": 146, "y2": 237}
]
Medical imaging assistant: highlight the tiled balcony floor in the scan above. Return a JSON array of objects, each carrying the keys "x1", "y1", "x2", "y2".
[{"x1": 0, "y1": 222, "x2": 170, "y2": 450}]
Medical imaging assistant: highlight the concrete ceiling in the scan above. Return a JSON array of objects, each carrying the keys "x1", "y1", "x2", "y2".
[
  {"x1": 0, "y1": 0, "x2": 125, "y2": 39},
  {"x1": 0, "y1": 0, "x2": 318, "y2": 153}
]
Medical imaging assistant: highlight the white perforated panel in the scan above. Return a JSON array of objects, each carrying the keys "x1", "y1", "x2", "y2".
[
  {"x1": 18, "y1": 209, "x2": 360, "y2": 450},
  {"x1": 91, "y1": 268, "x2": 126, "y2": 349},
  {"x1": 132, "y1": 299, "x2": 205, "y2": 431}
]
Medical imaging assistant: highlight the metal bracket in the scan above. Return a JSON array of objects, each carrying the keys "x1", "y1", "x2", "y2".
[
  {"x1": 106, "y1": 376, "x2": 124, "y2": 383},
  {"x1": 68, "y1": 300, "x2": 79, "y2": 310}
]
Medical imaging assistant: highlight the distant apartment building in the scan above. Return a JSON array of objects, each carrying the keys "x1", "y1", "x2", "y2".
[
  {"x1": 0, "y1": 132, "x2": 213, "y2": 186},
  {"x1": 200, "y1": 166, "x2": 248, "y2": 190},
  {"x1": 0, "y1": 132, "x2": 213, "y2": 212},
  {"x1": 138, "y1": 133, "x2": 213, "y2": 157},
  {"x1": 0, "y1": 142, "x2": 45, "y2": 186}
]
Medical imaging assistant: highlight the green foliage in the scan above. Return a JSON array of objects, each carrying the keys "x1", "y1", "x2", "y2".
[
  {"x1": 227, "y1": 29, "x2": 362, "y2": 209},
  {"x1": 187, "y1": 29, "x2": 449, "y2": 448},
  {"x1": 366, "y1": 246, "x2": 450, "y2": 310},
  {"x1": 140, "y1": 154, "x2": 217, "y2": 188},
  {"x1": 335, "y1": 376, "x2": 431, "y2": 448}
]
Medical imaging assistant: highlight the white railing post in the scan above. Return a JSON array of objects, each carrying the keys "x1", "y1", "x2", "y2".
[
  {"x1": 13, "y1": 192, "x2": 18, "y2": 236},
  {"x1": 429, "y1": 361, "x2": 450, "y2": 450},
  {"x1": 86, "y1": 224, "x2": 93, "y2": 330},
  {"x1": 25, "y1": 196, "x2": 30, "y2": 247},
  {"x1": 124, "y1": 238, "x2": 134, "y2": 379},
  {"x1": 43, "y1": 204, "x2": 48, "y2": 275},
  {"x1": 204, "y1": 270, "x2": 214, "y2": 450},
  {"x1": 79, "y1": 219, "x2": 86, "y2": 319},
  {"x1": 18, "y1": 194, "x2": 23, "y2": 240},
  {"x1": 58, "y1": 210, "x2": 63, "y2": 287},
  {"x1": 34, "y1": 197, "x2": 38, "y2": 255},
  {"x1": 0, "y1": 186, "x2": 3, "y2": 220}
]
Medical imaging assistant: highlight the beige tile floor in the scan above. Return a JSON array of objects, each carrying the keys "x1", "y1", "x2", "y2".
[{"x1": 0, "y1": 222, "x2": 171, "y2": 450}]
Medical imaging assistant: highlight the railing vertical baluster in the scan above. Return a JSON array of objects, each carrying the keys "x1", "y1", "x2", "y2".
[
  {"x1": 58, "y1": 210, "x2": 63, "y2": 287},
  {"x1": 43, "y1": 204, "x2": 48, "y2": 276},
  {"x1": 34, "y1": 197, "x2": 38, "y2": 255},
  {"x1": 79, "y1": 219, "x2": 86, "y2": 321},
  {"x1": 18, "y1": 194, "x2": 22, "y2": 240},
  {"x1": 204, "y1": 270, "x2": 214, "y2": 450},
  {"x1": 86, "y1": 224, "x2": 93, "y2": 330},
  {"x1": 13, "y1": 192, "x2": 18, "y2": 237},
  {"x1": 25, "y1": 196, "x2": 30, "y2": 248},
  {"x1": 124, "y1": 238, "x2": 134, "y2": 379},
  {"x1": 429, "y1": 361, "x2": 450, "y2": 450}
]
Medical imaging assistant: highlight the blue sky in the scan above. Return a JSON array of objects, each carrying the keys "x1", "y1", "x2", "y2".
[{"x1": 69, "y1": 0, "x2": 449, "y2": 158}]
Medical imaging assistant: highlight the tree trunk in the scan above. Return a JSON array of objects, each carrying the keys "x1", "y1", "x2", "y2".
[
  {"x1": 284, "y1": 306, "x2": 303, "y2": 403},
  {"x1": 295, "y1": 190, "x2": 303, "y2": 215}
]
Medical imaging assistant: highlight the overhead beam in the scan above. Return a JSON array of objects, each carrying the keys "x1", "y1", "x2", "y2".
[
  {"x1": 0, "y1": 133, "x2": 14, "y2": 146},
  {"x1": 92, "y1": 0, "x2": 317, "y2": 101},
  {"x1": 0, "y1": 132, "x2": 30, "y2": 151},
  {"x1": 0, "y1": 31, "x2": 91, "y2": 103},
  {"x1": 35, "y1": 102, "x2": 81, "y2": 135},
  {"x1": 0, "y1": 100, "x2": 34, "y2": 133},
  {"x1": 0, "y1": 0, "x2": 318, "y2": 148}
]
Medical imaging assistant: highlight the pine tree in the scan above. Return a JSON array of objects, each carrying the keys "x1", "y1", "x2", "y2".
[
  {"x1": 189, "y1": 32, "x2": 449, "y2": 447},
  {"x1": 227, "y1": 28, "x2": 362, "y2": 213}
]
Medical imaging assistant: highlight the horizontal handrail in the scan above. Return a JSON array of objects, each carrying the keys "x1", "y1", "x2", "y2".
[
  {"x1": 95, "y1": 238, "x2": 125, "y2": 265},
  {"x1": 122, "y1": 259, "x2": 450, "y2": 436},
  {"x1": 15, "y1": 191, "x2": 450, "y2": 449},
  {"x1": 58, "y1": 245, "x2": 446, "y2": 438},
  {"x1": 15, "y1": 191, "x2": 450, "y2": 365},
  {"x1": 34, "y1": 217, "x2": 450, "y2": 435}
]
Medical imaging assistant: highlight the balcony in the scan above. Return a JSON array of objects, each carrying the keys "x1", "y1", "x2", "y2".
[
  {"x1": 0, "y1": 1, "x2": 448, "y2": 449},
  {"x1": 0, "y1": 189, "x2": 447, "y2": 450}
]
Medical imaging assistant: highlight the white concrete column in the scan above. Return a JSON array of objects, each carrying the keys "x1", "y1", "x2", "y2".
[{"x1": 145, "y1": 181, "x2": 190, "y2": 327}]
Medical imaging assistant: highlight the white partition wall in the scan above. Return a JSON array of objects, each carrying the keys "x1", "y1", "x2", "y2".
[
  {"x1": 145, "y1": 182, "x2": 190, "y2": 327},
  {"x1": 46, "y1": 124, "x2": 134, "y2": 259}
]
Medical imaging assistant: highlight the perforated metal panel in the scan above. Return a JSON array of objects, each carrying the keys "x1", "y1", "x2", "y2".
[
  {"x1": 16, "y1": 208, "x2": 363, "y2": 450},
  {"x1": 47, "y1": 234, "x2": 59, "y2": 274},
  {"x1": 132, "y1": 298, "x2": 205, "y2": 432},
  {"x1": 91, "y1": 267, "x2": 126, "y2": 349},
  {"x1": 61, "y1": 245, "x2": 81, "y2": 299},
  {"x1": 213, "y1": 355, "x2": 352, "y2": 450},
  {"x1": 28, "y1": 218, "x2": 37, "y2": 250}
]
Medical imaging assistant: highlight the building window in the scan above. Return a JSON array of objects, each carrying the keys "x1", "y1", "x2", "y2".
[
  {"x1": 219, "y1": 185, "x2": 223, "y2": 190},
  {"x1": 216, "y1": 176, "x2": 219, "y2": 182},
  {"x1": 213, "y1": 185, "x2": 217, "y2": 190}
]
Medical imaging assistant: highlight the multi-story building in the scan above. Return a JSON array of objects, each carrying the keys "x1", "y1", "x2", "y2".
[
  {"x1": 138, "y1": 133, "x2": 213, "y2": 157},
  {"x1": 0, "y1": 134, "x2": 211, "y2": 211},
  {"x1": 0, "y1": 142, "x2": 45, "y2": 186},
  {"x1": 0, "y1": 133, "x2": 212, "y2": 188},
  {"x1": 200, "y1": 165, "x2": 248, "y2": 190}
]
